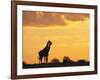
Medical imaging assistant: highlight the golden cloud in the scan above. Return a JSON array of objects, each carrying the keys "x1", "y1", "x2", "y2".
[{"x1": 23, "y1": 11, "x2": 89, "y2": 27}]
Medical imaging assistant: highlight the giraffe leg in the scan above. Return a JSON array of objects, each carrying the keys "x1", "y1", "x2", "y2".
[
  {"x1": 39, "y1": 56, "x2": 42, "y2": 64},
  {"x1": 41, "y1": 57, "x2": 42, "y2": 64},
  {"x1": 44, "y1": 57, "x2": 45, "y2": 63},
  {"x1": 46, "y1": 56, "x2": 48, "y2": 63}
]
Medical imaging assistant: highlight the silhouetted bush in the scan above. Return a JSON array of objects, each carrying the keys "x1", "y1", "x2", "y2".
[
  {"x1": 51, "y1": 58, "x2": 60, "y2": 63},
  {"x1": 77, "y1": 59, "x2": 88, "y2": 63},
  {"x1": 23, "y1": 62, "x2": 26, "y2": 64},
  {"x1": 63, "y1": 56, "x2": 74, "y2": 64}
]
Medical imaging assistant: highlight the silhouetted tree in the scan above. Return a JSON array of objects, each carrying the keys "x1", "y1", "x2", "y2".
[
  {"x1": 51, "y1": 58, "x2": 60, "y2": 63},
  {"x1": 77, "y1": 59, "x2": 89, "y2": 65},
  {"x1": 77, "y1": 59, "x2": 88, "y2": 64},
  {"x1": 63, "y1": 56, "x2": 74, "y2": 64},
  {"x1": 23, "y1": 62, "x2": 27, "y2": 66}
]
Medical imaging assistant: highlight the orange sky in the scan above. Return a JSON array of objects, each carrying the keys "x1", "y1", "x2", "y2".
[{"x1": 22, "y1": 11, "x2": 90, "y2": 64}]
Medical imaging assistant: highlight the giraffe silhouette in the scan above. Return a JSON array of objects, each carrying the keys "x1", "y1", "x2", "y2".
[{"x1": 38, "y1": 40, "x2": 52, "y2": 64}]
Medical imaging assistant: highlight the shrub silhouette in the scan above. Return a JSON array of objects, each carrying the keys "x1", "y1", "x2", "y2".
[
  {"x1": 63, "y1": 56, "x2": 74, "y2": 64},
  {"x1": 51, "y1": 58, "x2": 60, "y2": 63},
  {"x1": 77, "y1": 59, "x2": 88, "y2": 63},
  {"x1": 23, "y1": 61, "x2": 27, "y2": 65}
]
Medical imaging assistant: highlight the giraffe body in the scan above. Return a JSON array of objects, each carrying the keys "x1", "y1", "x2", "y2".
[{"x1": 38, "y1": 40, "x2": 52, "y2": 64}]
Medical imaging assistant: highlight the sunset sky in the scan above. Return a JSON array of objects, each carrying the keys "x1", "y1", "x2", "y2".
[{"x1": 22, "y1": 11, "x2": 90, "y2": 64}]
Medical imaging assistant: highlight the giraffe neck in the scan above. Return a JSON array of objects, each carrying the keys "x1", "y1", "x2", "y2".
[
  {"x1": 47, "y1": 44, "x2": 51, "y2": 49},
  {"x1": 44, "y1": 42, "x2": 49, "y2": 50}
]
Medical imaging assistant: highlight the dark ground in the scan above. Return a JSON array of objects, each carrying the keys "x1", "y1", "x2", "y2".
[{"x1": 23, "y1": 61, "x2": 89, "y2": 69}]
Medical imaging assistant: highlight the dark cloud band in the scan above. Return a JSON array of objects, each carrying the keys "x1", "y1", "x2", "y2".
[{"x1": 23, "y1": 11, "x2": 89, "y2": 27}]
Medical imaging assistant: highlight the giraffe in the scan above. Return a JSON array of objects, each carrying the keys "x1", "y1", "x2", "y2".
[{"x1": 38, "y1": 40, "x2": 52, "y2": 64}]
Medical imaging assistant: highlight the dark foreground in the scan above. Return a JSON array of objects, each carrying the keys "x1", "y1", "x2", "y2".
[{"x1": 23, "y1": 62, "x2": 89, "y2": 69}]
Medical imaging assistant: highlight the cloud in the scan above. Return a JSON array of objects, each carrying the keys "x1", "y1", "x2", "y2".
[
  {"x1": 23, "y1": 11, "x2": 89, "y2": 27},
  {"x1": 63, "y1": 13, "x2": 89, "y2": 21}
]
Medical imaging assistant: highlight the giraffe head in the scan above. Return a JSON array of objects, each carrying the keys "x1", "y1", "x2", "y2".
[{"x1": 48, "y1": 40, "x2": 52, "y2": 45}]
